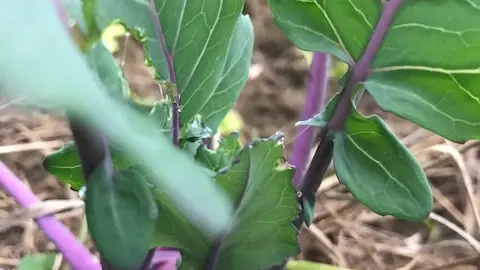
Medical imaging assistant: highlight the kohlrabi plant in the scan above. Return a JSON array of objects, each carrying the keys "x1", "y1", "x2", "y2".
[{"x1": 0, "y1": 0, "x2": 478, "y2": 269}]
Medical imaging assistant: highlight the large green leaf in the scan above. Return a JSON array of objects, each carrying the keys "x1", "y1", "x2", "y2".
[
  {"x1": 268, "y1": 0, "x2": 380, "y2": 63},
  {"x1": 1, "y1": 0, "x2": 232, "y2": 237},
  {"x1": 269, "y1": 0, "x2": 480, "y2": 142},
  {"x1": 86, "y1": 162, "x2": 158, "y2": 269},
  {"x1": 91, "y1": 0, "x2": 253, "y2": 131},
  {"x1": 151, "y1": 135, "x2": 299, "y2": 269},
  {"x1": 333, "y1": 108, "x2": 432, "y2": 222}
]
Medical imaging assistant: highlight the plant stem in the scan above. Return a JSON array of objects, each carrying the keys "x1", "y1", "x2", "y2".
[
  {"x1": 327, "y1": 0, "x2": 404, "y2": 131},
  {"x1": 299, "y1": 0, "x2": 404, "y2": 207},
  {"x1": 0, "y1": 162, "x2": 101, "y2": 270},
  {"x1": 68, "y1": 116, "x2": 113, "y2": 181},
  {"x1": 147, "y1": 0, "x2": 179, "y2": 146},
  {"x1": 290, "y1": 52, "x2": 330, "y2": 188},
  {"x1": 141, "y1": 3, "x2": 182, "y2": 270}
]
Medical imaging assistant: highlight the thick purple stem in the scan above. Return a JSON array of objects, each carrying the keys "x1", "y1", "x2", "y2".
[
  {"x1": 327, "y1": 0, "x2": 404, "y2": 130},
  {"x1": 0, "y1": 162, "x2": 101, "y2": 270},
  {"x1": 290, "y1": 53, "x2": 330, "y2": 188},
  {"x1": 147, "y1": 0, "x2": 179, "y2": 146}
]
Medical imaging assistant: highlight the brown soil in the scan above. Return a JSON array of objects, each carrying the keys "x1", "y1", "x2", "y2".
[{"x1": 1, "y1": 1, "x2": 479, "y2": 269}]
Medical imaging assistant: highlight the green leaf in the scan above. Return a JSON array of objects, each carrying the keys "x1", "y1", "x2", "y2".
[
  {"x1": 287, "y1": 260, "x2": 353, "y2": 270},
  {"x1": 366, "y1": 1, "x2": 480, "y2": 142},
  {"x1": 43, "y1": 97, "x2": 172, "y2": 191},
  {"x1": 152, "y1": 134, "x2": 299, "y2": 269},
  {"x1": 333, "y1": 108, "x2": 432, "y2": 222},
  {"x1": 18, "y1": 253, "x2": 56, "y2": 270},
  {"x1": 91, "y1": 0, "x2": 253, "y2": 132},
  {"x1": 84, "y1": 42, "x2": 130, "y2": 98},
  {"x1": 270, "y1": 0, "x2": 480, "y2": 142},
  {"x1": 2, "y1": 0, "x2": 234, "y2": 240},
  {"x1": 195, "y1": 132, "x2": 241, "y2": 172},
  {"x1": 190, "y1": 14, "x2": 254, "y2": 131},
  {"x1": 42, "y1": 141, "x2": 134, "y2": 191},
  {"x1": 86, "y1": 162, "x2": 158, "y2": 270},
  {"x1": 62, "y1": 0, "x2": 131, "y2": 98},
  {"x1": 268, "y1": 0, "x2": 381, "y2": 63}
]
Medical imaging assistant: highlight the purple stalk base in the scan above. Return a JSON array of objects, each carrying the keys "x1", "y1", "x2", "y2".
[
  {"x1": 267, "y1": 54, "x2": 331, "y2": 270},
  {"x1": 290, "y1": 52, "x2": 330, "y2": 188},
  {"x1": 0, "y1": 162, "x2": 101, "y2": 270}
]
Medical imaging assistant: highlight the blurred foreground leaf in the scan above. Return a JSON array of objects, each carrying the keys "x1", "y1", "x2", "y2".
[
  {"x1": 0, "y1": 0, "x2": 232, "y2": 237},
  {"x1": 86, "y1": 162, "x2": 157, "y2": 269}
]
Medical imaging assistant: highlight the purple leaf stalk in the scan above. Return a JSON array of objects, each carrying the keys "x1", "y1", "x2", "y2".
[
  {"x1": 0, "y1": 162, "x2": 102, "y2": 270},
  {"x1": 267, "y1": 53, "x2": 331, "y2": 270},
  {"x1": 299, "y1": 0, "x2": 404, "y2": 206},
  {"x1": 290, "y1": 52, "x2": 330, "y2": 188}
]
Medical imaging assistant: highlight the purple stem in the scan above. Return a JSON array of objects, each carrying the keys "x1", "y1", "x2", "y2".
[
  {"x1": 298, "y1": 0, "x2": 404, "y2": 229},
  {"x1": 290, "y1": 52, "x2": 330, "y2": 188},
  {"x1": 147, "y1": 0, "x2": 180, "y2": 146},
  {"x1": 327, "y1": 0, "x2": 404, "y2": 130},
  {"x1": 0, "y1": 162, "x2": 101, "y2": 270},
  {"x1": 142, "y1": 2, "x2": 182, "y2": 269}
]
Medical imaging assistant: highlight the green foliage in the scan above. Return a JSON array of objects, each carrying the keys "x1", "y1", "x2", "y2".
[
  {"x1": 42, "y1": 141, "x2": 133, "y2": 191},
  {"x1": 269, "y1": 0, "x2": 480, "y2": 142},
  {"x1": 89, "y1": 0, "x2": 254, "y2": 132},
  {"x1": 152, "y1": 136, "x2": 299, "y2": 269},
  {"x1": 2, "y1": 0, "x2": 234, "y2": 241},
  {"x1": 195, "y1": 132, "x2": 241, "y2": 172},
  {"x1": 298, "y1": 93, "x2": 433, "y2": 221},
  {"x1": 333, "y1": 105, "x2": 432, "y2": 221},
  {"x1": 18, "y1": 253, "x2": 56, "y2": 270},
  {"x1": 86, "y1": 162, "x2": 158, "y2": 270}
]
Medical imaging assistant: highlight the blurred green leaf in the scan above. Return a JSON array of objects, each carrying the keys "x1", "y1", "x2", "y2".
[
  {"x1": 333, "y1": 107, "x2": 432, "y2": 222},
  {"x1": 86, "y1": 162, "x2": 158, "y2": 269},
  {"x1": 18, "y1": 253, "x2": 56, "y2": 270},
  {"x1": 1, "y1": 0, "x2": 232, "y2": 238},
  {"x1": 152, "y1": 134, "x2": 299, "y2": 269}
]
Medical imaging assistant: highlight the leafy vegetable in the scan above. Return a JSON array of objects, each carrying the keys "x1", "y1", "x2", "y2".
[
  {"x1": 89, "y1": 0, "x2": 254, "y2": 132},
  {"x1": 152, "y1": 135, "x2": 299, "y2": 269},
  {"x1": 269, "y1": 0, "x2": 480, "y2": 142}
]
